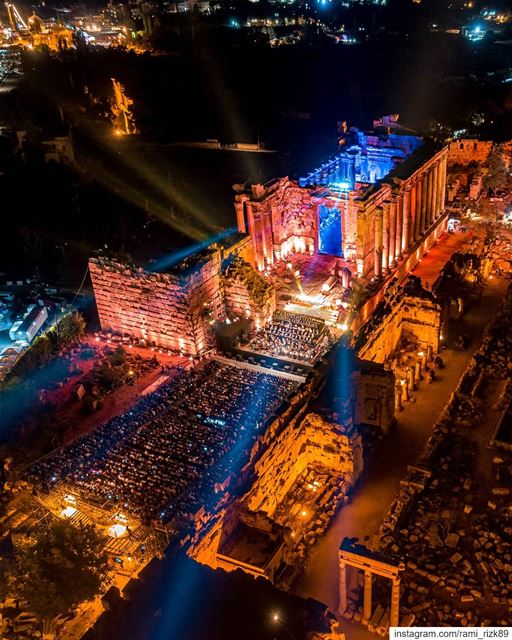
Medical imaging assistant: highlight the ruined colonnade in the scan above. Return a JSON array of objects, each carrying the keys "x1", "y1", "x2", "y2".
[
  {"x1": 374, "y1": 150, "x2": 448, "y2": 279},
  {"x1": 339, "y1": 538, "x2": 404, "y2": 629}
]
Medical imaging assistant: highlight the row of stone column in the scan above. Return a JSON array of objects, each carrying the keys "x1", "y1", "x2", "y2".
[
  {"x1": 339, "y1": 561, "x2": 401, "y2": 628},
  {"x1": 374, "y1": 152, "x2": 447, "y2": 278}
]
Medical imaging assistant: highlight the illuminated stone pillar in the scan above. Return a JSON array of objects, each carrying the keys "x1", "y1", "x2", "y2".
[
  {"x1": 402, "y1": 188, "x2": 410, "y2": 252},
  {"x1": 363, "y1": 571, "x2": 373, "y2": 623},
  {"x1": 432, "y1": 160, "x2": 439, "y2": 220},
  {"x1": 420, "y1": 173, "x2": 428, "y2": 235},
  {"x1": 404, "y1": 182, "x2": 416, "y2": 248},
  {"x1": 408, "y1": 366, "x2": 416, "y2": 391},
  {"x1": 261, "y1": 212, "x2": 272, "y2": 267},
  {"x1": 389, "y1": 199, "x2": 397, "y2": 266},
  {"x1": 383, "y1": 202, "x2": 390, "y2": 273},
  {"x1": 396, "y1": 194, "x2": 403, "y2": 258},
  {"x1": 395, "y1": 386, "x2": 403, "y2": 412},
  {"x1": 339, "y1": 561, "x2": 348, "y2": 613},
  {"x1": 432, "y1": 161, "x2": 439, "y2": 222},
  {"x1": 235, "y1": 198, "x2": 246, "y2": 233},
  {"x1": 356, "y1": 204, "x2": 366, "y2": 277},
  {"x1": 254, "y1": 216, "x2": 265, "y2": 270},
  {"x1": 440, "y1": 154, "x2": 447, "y2": 213},
  {"x1": 375, "y1": 207, "x2": 383, "y2": 279},
  {"x1": 390, "y1": 578, "x2": 401, "y2": 627},
  {"x1": 414, "y1": 179, "x2": 422, "y2": 242},
  {"x1": 439, "y1": 156, "x2": 446, "y2": 214},
  {"x1": 426, "y1": 167, "x2": 434, "y2": 229},
  {"x1": 414, "y1": 360, "x2": 422, "y2": 384}
]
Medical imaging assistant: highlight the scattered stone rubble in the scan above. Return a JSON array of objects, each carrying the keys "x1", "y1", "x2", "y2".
[
  {"x1": 487, "y1": 236, "x2": 512, "y2": 276},
  {"x1": 0, "y1": 599, "x2": 40, "y2": 639},
  {"x1": 380, "y1": 435, "x2": 512, "y2": 626},
  {"x1": 374, "y1": 283, "x2": 512, "y2": 627}
]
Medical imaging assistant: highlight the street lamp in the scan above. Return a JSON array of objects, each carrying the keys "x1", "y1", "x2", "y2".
[{"x1": 270, "y1": 611, "x2": 297, "y2": 640}]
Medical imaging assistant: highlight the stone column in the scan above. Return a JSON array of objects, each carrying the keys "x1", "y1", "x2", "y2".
[
  {"x1": 375, "y1": 207, "x2": 383, "y2": 279},
  {"x1": 402, "y1": 185, "x2": 416, "y2": 248},
  {"x1": 254, "y1": 215, "x2": 265, "y2": 270},
  {"x1": 363, "y1": 570, "x2": 373, "y2": 623},
  {"x1": 414, "y1": 360, "x2": 422, "y2": 384},
  {"x1": 396, "y1": 194, "x2": 404, "y2": 259},
  {"x1": 429, "y1": 165, "x2": 437, "y2": 226},
  {"x1": 408, "y1": 366, "x2": 416, "y2": 391},
  {"x1": 390, "y1": 578, "x2": 401, "y2": 627},
  {"x1": 261, "y1": 212, "x2": 272, "y2": 265},
  {"x1": 235, "y1": 198, "x2": 246, "y2": 233},
  {"x1": 414, "y1": 179, "x2": 422, "y2": 242},
  {"x1": 382, "y1": 202, "x2": 390, "y2": 273},
  {"x1": 402, "y1": 188, "x2": 410, "y2": 252},
  {"x1": 426, "y1": 167, "x2": 434, "y2": 229},
  {"x1": 432, "y1": 160, "x2": 439, "y2": 220},
  {"x1": 389, "y1": 199, "x2": 397, "y2": 266},
  {"x1": 339, "y1": 561, "x2": 347, "y2": 613},
  {"x1": 440, "y1": 154, "x2": 447, "y2": 213},
  {"x1": 420, "y1": 173, "x2": 428, "y2": 235},
  {"x1": 434, "y1": 160, "x2": 441, "y2": 220},
  {"x1": 395, "y1": 386, "x2": 402, "y2": 412}
]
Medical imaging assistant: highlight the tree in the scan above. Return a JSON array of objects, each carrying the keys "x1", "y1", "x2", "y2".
[
  {"x1": 14, "y1": 520, "x2": 110, "y2": 627},
  {"x1": 13, "y1": 334, "x2": 53, "y2": 376},
  {"x1": 98, "y1": 365, "x2": 123, "y2": 390},
  {"x1": 484, "y1": 144, "x2": 512, "y2": 192},
  {"x1": 55, "y1": 312, "x2": 86, "y2": 347},
  {"x1": 110, "y1": 345, "x2": 126, "y2": 367}
]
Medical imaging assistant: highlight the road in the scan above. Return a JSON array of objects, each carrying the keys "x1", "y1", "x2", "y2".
[
  {"x1": 409, "y1": 227, "x2": 481, "y2": 287},
  {"x1": 293, "y1": 244, "x2": 508, "y2": 637}
]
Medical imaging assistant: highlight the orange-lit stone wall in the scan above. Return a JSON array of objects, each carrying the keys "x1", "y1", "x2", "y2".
[
  {"x1": 244, "y1": 412, "x2": 363, "y2": 519},
  {"x1": 351, "y1": 367, "x2": 396, "y2": 434},
  {"x1": 355, "y1": 183, "x2": 392, "y2": 279},
  {"x1": 236, "y1": 145, "x2": 449, "y2": 282},
  {"x1": 447, "y1": 139, "x2": 492, "y2": 167},
  {"x1": 356, "y1": 146, "x2": 449, "y2": 279},
  {"x1": 222, "y1": 257, "x2": 276, "y2": 327},
  {"x1": 89, "y1": 253, "x2": 225, "y2": 356},
  {"x1": 188, "y1": 411, "x2": 364, "y2": 578},
  {"x1": 356, "y1": 294, "x2": 442, "y2": 364},
  {"x1": 235, "y1": 179, "x2": 318, "y2": 270}
]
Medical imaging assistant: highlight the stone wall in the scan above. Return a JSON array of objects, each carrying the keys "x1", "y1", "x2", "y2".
[
  {"x1": 244, "y1": 412, "x2": 363, "y2": 519},
  {"x1": 89, "y1": 252, "x2": 224, "y2": 356},
  {"x1": 447, "y1": 140, "x2": 492, "y2": 167},
  {"x1": 356, "y1": 294, "x2": 441, "y2": 363},
  {"x1": 352, "y1": 367, "x2": 396, "y2": 434},
  {"x1": 238, "y1": 178, "x2": 318, "y2": 269},
  {"x1": 222, "y1": 257, "x2": 276, "y2": 327}
]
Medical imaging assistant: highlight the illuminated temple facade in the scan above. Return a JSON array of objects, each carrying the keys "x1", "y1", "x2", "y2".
[
  {"x1": 89, "y1": 125, "x2": 449, "y2": 355},
  {"x1": 235, "y1": 128, "x2": 448, "y2": 279}
]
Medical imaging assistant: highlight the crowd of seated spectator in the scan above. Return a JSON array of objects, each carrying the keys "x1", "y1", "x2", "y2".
[
  {"x1": 29, "y1": 360, "x2": 297, "y2": 524},
  {"x1": 247, "y1": 310, "x2": 330, "y2": 363}
]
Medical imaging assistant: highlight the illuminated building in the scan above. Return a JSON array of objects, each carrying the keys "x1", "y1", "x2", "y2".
[
  {"x1": 1, "y1": 5, "x2": 74, "y2": 51},
  {"x1": 235, "y1": 125, "x2": 448, "y2": 280},
  {"x1": 8, "y1": 304, "x2": 48, "y2": 343}
]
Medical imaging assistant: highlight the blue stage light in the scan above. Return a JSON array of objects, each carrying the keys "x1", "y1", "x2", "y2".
[
  {"x1": 149, "y1": 227, "x2": 237, "y2": 273},
  {"x1": 331, "y1": 181, "x2": 351, "y2": 190}
]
